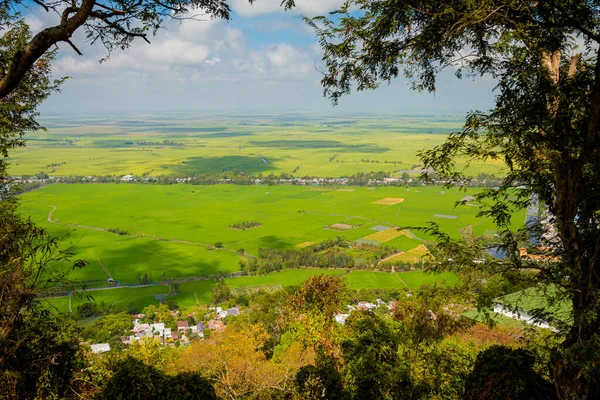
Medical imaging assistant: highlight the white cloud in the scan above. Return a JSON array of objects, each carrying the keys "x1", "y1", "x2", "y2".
[
  {"x1": 53, "y1": 56, "x2": 98, "y2": 75},
  {"x1": 204, "y1": 57, "x2": 221, "y2": 66},
  {"x1": 144, "y1": 40, "x2": 210, "y2": 65},
  {"x1": 230, "y1": 0, "x2": 345, "y2": 17}
]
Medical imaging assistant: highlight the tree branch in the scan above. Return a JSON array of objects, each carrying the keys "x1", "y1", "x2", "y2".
[{"x1": 0, "y1": 0, "x2": 96, "y2": 99}]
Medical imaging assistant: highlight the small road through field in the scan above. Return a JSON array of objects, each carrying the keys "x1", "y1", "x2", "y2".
[
  {"x1": 97, "y1": 259, "x2": 113, "y2": 280},
  {"x1": 48, "y1": 205, "x2": 56, "y2": 222}
]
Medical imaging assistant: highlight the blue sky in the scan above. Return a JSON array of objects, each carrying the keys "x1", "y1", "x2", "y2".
[{"x1": 22, "y1": 0, "x2": 496, "y2": 114}]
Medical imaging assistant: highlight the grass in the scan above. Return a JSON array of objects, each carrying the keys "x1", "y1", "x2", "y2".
[
  {"x1": 20, "y1": 184, "x2": 522, "y2": 285},
  {"x1": 495, "y1": 285, "x2": 572, "y2": 325},
  {"x1": 399, "y1": 271, "x2": 459, "y2": 289},
  {"x1": 168, "y1": 280, "x2": 214, "y2": 307},
  {"x1": 44, "y1": 268, "x2": 459, "y2": 313},
  {"x1": 14, "y1": 114, "x2": 517, "y2": 308},
  {"x1": 224, "y1": 269, "x2": 348, "y2": 288},
  {"x1": 44, "y1": 285, "x2": 169, "y2": 314},
  {"x1": 343, "y1": 271, "x2": 409, "y2": 290},
  {"x1": 13, "y1": 113, "x2": 505, "y2": 177}
]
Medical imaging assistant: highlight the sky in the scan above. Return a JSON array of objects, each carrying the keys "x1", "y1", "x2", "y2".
[{"x1": 22, "y1": 0, "x2": 497, "y2": 115}]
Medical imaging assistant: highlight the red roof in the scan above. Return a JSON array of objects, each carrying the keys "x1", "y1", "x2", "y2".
[{"x1": 177, "y1": 321, "x2": 189, "y2": 328}]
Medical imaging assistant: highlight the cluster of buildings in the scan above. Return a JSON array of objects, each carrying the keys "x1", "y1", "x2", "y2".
[
  {"x1": 90, "y1": 306, "x2": 243, "y2": 353},
  {"x1": 334, "y1": 299, "x2": 397, "y2": 325},
  {"x1": 121, "y1": 307, "x2": 240, "y2": 346}
]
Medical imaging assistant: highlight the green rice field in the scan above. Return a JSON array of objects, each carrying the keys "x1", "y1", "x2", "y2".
[
  {"x1": 11, "y1": 113, "x2": 504, "y2": 177},
  {"x1": 45, "y1": 285, "x2": 169, "y2": 313},
  {"x1": 47, "y1": 269, "x2": 458, "y2": 313},
  {"x1": 20, "y1": 184, "x2": 523, "y2": 285}
]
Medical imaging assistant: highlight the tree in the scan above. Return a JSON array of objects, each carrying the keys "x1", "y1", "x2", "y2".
[
  {"x1": 101, "y1": 357, "x2": 217, "y2": 400},
  {"x1": 341, "y1": 310, "x2": 412, "y2": 400},
  {"x1": 465, "y1": 346, "x2": 555, "y2": 400},
  {"x1": 0, "y1": 0, "x2": 302, "y2": 101},
  {"x1": 307, "y1": 1, "x2": 600, "y2": 397},
  {"x1": 174, "y1": 324, "x2": 307, "y2": 398},
  {"x1": 0, "y1": 13, "x2": 91, "y2": 399},
  {"x1": 286, "y1": 275, "x2": 349, "y2": 356},
  {"x1": 0, "y1": 11, "x2": 64, "y2": 188},
  {"x1": 210, "y1": 280, "x2": 231, "y2": 304}
]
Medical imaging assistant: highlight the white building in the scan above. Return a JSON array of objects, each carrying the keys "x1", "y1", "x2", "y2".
[{"x1": 90, "y1": 343, "x2": 111, "y2": 354}]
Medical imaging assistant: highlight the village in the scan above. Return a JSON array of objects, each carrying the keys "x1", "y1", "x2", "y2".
[{"x1": 88, "y1": 298, "x2": 408, "y2": 354}]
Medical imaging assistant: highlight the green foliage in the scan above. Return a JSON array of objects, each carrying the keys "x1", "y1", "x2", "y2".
[
  {"x1": 0, "y1": 313, "x2": 85, "y2": 400},
  {"x1": 341, "y1": 311, "x2": 412, "y2": 399},
  {"x1": 101, "y1": 357, "x2": 217, "y2": 400},
  {"x1": 307, "y1": 1, "x2": 600, "y2": 396},
  {"x1": 210, "y1": 280, "x2": 231, "y2": 304},
  {"x1": 81, "y1": 312, "x2": 133, "y2": 344},
  {"x1": 229, "y1": 220, "x2": 262, "y2": 230},
  {"x1": 295, "y1": 351, "x2": 347, "y2": 400},
  {"x1": 464, "y1": 346, "x2": 554, "y2": 400}
]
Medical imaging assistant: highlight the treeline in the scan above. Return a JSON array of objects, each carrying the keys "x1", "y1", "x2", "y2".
[
  {"x1": 238, "y1": 238, "x2": 405, "y2": 275},
  {"x1": 11, "y1": 170, "x2": 506, "y2": 188},
  {"x1": 239, "y1": 237, "x2": 352, "y2": 275}
]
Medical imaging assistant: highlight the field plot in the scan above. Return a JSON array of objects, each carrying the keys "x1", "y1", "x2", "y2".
[
  {"x1": 382, "y1": 244, "x2": 433, "y2": 264},
  {"x1": 326, "y1": 223, "x2": 358, "y2": 231},
  {"x1": 373, "y1": 198, "x2": 405, "y2": 205},
  {"x1": 168, "y1": 281, "x2": 214, "y2": 307},
  {"x1": 45, "y1": 285, "x2": 169, "y2": 313},
  {"x1": 400, "y1": 271, "x2": 458, "y2": 289},
  {"x1": 20, "y1": 184, "x2": 521, "y2": 285},
  {"x1": 225, "y1": 269, "x2": 347, "y2": 289},
  {"x1": 344, "y1": 271, "x2": 407, "y2": 289},
  {"x1": 362, "y1": 228, "x2": 411, "y2": 243}
]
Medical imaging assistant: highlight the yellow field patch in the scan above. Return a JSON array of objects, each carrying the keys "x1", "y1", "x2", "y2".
[
  {"x1": 363, "y1": 228, "x2": 411, "y2": 242},
  {"x1": 373, "y1": 197, "x2": 405, "y2": 205},
  {"x1": 384, "y1": 245, "x2": 433, "y2": 264},
  {"x1": 336, "y1": 188, "x2": 356, "y2": 192},
  {"x1": 308, "y1": 187, "x2": 334, "y2": 191},
  {"x1": 296, "y1": 242, "x2": 315, "y2": 248}
]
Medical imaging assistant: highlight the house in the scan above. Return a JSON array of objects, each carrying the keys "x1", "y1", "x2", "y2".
[
  {"x1": 150, "y1": 323, "x2": 165, "y2": 337},
  {"x1": 357, "y1": 301, "x2": 377, "y2": 311},
  {"x1": 164, "y1": 328, "x2": 172, "y2": 339},
  {"x1": 121, "y1": 336, "x2": 134, "y2": 345},
  {"x1": 171, "y1": 331, "x2": 179, "y2": 341},
  {"x1": 90, "y1": 343, "x2": 111, "y2": 354},
  {"x1": 207, "y1": 320, "x2": 225, "y2": 331},
  {"x1": 197, "y1": 322, "x2": 205, "y2": 333},
  {"x1": 218, "y1": 310, "x2": 228, "y2": 319},
  {"x1": 334, "y1": 314, "x2": 350, "y2": 325},
  {"x1": 227, "y1": 308, "x2": 239, "y2": 317},
  {"x1": 177, "y1": 321, "x2": 189, "y2": 333}
]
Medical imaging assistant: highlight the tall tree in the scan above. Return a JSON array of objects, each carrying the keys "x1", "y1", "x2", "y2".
[
  {"x1": 307, "y1": 1, "x2": 600, "y2": 398},
  {"x1": 0, "y1": 12, "x2": 88, "y2": 399}
]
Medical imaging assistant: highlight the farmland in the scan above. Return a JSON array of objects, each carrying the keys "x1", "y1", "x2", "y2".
[
  {"x1": 10, "y1": 113, "x2": 504, "y2": 178},
  {"x1": 20, "y1": 184, "x2": 523, "y2": 285},
  {"x1": 46, "y1": 269, "x2": 459, "y2": 313},
  {"x1": 13, "y1": 113, "x2": 523, "y2": 311}
]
